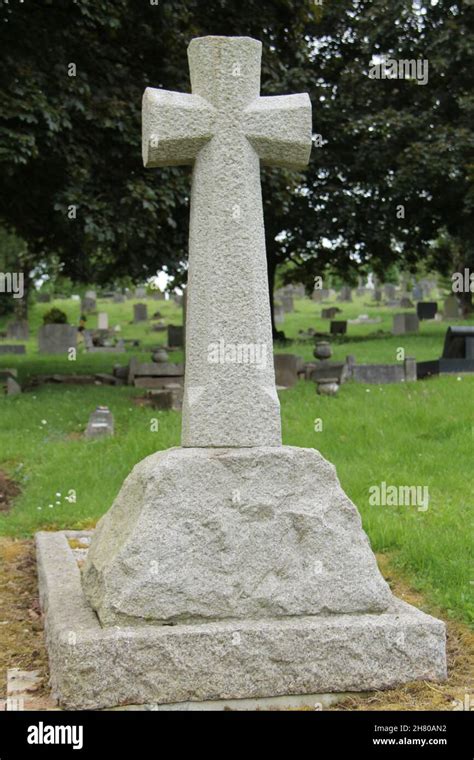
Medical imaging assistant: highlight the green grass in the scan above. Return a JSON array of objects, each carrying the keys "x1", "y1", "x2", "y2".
[{"x1": 0, "y1": 295, "x2": 472, "y2": 625}]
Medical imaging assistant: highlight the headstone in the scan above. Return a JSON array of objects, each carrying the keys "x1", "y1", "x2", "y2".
[
  {"x1": 38, "y1": 324, "x2": 77, "y2": 355},
  {"x1": 135, "y1": 287, "x2": 147, "y2": 298},
  {"x1": 280, "y1": 294, "x2": 294, "y2": 313},
  {"x1": 113, "y1": 293, "x2": 125, "y2": 303},
  {"x1": 392, "y1": 313, "x2": 419, "y2": 335},
  {"x1": 0, "y1": 345, "x2": 26, "y2": 355},
  {"x1": 6, "y1": 377, "x2": 22, "y2": 395},
  {"x1": 133, "y1": 303, "x2": 148, "y2": 323},
  {"x1": 412, "y1": 283, "x2": 423, "y2": 301},
  {"x1": 274, "y1": 303, "x2": 285, "y2": 325},
  {"x1": 97, "y1": 312, "x2": 109, "y2": 330},
  {"x1": 274, "y1": 354, "x2": 299, "y2": 387},
  {"x1": 168, "y1": 324, "x2": 184, "y2": 348},
  {"x1": 337, "y1": 286, "x2": 352, "y2": 302},
  {"x1": 321, "y1": 307, "x2": 340, "y2": 320},
  {"x1": 384, "y1": 284, "x2": 396, "y2": 300},
  {"x1": 36, "y1": 35, "x2": 445, "y2": 711},
  {"x1": 312, "y1": 290, "x2": 323, "y2": 302},
  {"x1": 330, "y1": 320, "x2": 347, "y2": 336},
  {"x1": 416, "y1": 302, "x2": 438, "y2": 321},
  {"x1": 400, "y1": 297, "x2": 414, "y2": 308},
  {"x1": 443, "y1": 295, "x2": 459, "y2": 319},
  {"x1": 6, "y1": 321, "x2": 29, "y2": 340},
  {"x1": 373, "y1": 289, "x2": 382, "y2": 301},
  {"x1": 82, "y1": 296, "x2": 97, "y2": 312},
  {"x1": 85, "y1": 406, "x2": 114, "y2": 438}
]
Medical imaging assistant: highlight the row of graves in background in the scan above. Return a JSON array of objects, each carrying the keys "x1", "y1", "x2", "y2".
[{"x1": 273, "y1": 280, "x2": 473, "y2": 393}]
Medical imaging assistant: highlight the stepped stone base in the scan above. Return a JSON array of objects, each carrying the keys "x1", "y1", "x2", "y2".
[{"x1": 36, "y1": 531, "x2": 446, "y2": 710}]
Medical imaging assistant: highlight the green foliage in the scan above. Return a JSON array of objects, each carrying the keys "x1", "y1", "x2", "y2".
[{"x1": 42, "y1": 307, "x2": 68, "y2": 325}]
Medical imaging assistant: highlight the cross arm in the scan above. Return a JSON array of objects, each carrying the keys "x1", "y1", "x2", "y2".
[
  {"x1": 142, "y1": 88, "x2": 215, "y2": 168},
  {"x1": 243, "y1": 93, "x2": 312, "y2": 170}
]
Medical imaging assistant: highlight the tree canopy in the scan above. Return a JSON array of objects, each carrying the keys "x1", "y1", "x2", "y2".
[{"x1": 0, "y1": 0, "x2": 472, "y2": 312}]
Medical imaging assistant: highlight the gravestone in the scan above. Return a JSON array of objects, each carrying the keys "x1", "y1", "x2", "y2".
[
  {"x1": 312, "y1": 290, "x2": 323, "y2": 302},
  {"x1": 7, "y1": 321, "x2": 29, "y2": 340},
  {"x1": 337, "y1": 286, "x2": 352, "y2": 302},
  {"x1": 82, "y1": 295, "x2": 96, "y2": 312},
  {"x1": 85, "y1": 406, "x2": 114, "y2": 438},
  {"x1": 416, "y1": 302, "x2": 438, "y2": 321},
  {"x1": 97, "y1": 312, "x2": 109, "y2": 330},
  {"x1": 6, "y1": 376, "x2": 22, "y2": 395},
  {"x1": 321, "y1": 307, "x2": 340, "y2": 320},
  {"x1": 280, "y1": 293, "x2": 294, "y2": 313},
  {"x1": 373, "y1": 288, "x2": 382, "y2": 301},
  {"x1": 274, "y1": 353, "x2": 299, "y2": 387},
  {"x1": 392, "y1": 313, "x2": 419, "y2": 335},
  {"x1": 168, "y1": 324, "x2": 184, "y2": 348},
  {"x1": 113, "y1": 293, "x2": 125, "y2": 304},
  {"x1": 443, "y1": 295, "x2": 459, "y2": 319},
  {"x1": 274, "y1": 303, "x2": 284, "y2": 325},
  {"x1": 0, "y1": 345, "x2": 26, "y2": 355},
  {"x1": 384, "y1": 284, "x2": 396, "y2": 300},
  {"x1": 330, "y1": 320, "x2": 347, "y2": 336},
  {"x1": 38, "y1": 324, "x2": 77, "y2": 355},
  {"x1": 135, "y1": 286, "x2": 147, "y2": 298},
  {"x1": 400, "y1": 297, "x2": 414, "y2": 308},
  {"x1": 37, "y1": 35, "x2": 445, "y2": 710},
  {"x1": 133, "y1": 303, "x2": 148, "y2": 323}
]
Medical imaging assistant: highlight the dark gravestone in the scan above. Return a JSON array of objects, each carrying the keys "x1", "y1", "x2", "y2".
[
  {"x1": 337, "y1": 286, "x2": 352, "y2": 302},
  {"x1": 274, "y1": 354, "x2": 299, "y2": 388},
  {"x1": 330, "y1": 321, "x2": 347, "y2": 336},
  {"x1": 0, "y1": 345, "x2": 26, "y2": 355},
  {"x1": 168, "y1": 325, "x2": 184, "y2": 348},
  {"x1": 416, "y1": 302, "x2": 438, "y2": 321},
  {"x1": 134, "y1": 303, "x2": 148, "y2": 323},
  {"x1": 321, "y1": 307, "x2": 340, "y2": 320},
  {"x1": 82, "y1": 297, "x2": 97, "y2": 313},
  {"x1": 417, "y1": 327, "x2": 474, "y2": 378}
]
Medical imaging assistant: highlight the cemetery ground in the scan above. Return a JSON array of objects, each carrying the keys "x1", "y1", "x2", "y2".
[{"x1": 0, "y1": 293, "x2": 472, "y2": 710}]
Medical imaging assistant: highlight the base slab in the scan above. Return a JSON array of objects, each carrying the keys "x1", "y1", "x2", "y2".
[{"x1": 36, "y1": 531, "x2": 446, "y2": 710}]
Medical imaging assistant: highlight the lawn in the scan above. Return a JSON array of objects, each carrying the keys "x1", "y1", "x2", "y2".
[{"x1": 0, "y1": 295, "x2": 472, "y2": 626}]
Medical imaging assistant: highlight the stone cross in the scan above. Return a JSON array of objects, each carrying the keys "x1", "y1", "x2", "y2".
[{"x1": 143, "y1": 36, "x2": 312, "y2": 447}]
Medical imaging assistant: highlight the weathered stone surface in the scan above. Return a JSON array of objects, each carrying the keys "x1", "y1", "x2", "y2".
[
  {"x1": 37, "y1": 531, "x2": 446, "y2": 710},
  {"x1": 38, "y1": 324, "x2": 76, "y2": 355},
  {"x1": 82, "y1": 446, "x2": 393, "y2": 627},
  {"x1": 392, "y1": 313, "x2": 419, "y2": 335},
  {"x1": 143, "y1": 36, "x2": 311, "y2": 448}
]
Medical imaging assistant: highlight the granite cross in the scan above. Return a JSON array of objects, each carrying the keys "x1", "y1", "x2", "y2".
[{"x1": 142, "y1": 36, "x2": 312, "y2": 447}]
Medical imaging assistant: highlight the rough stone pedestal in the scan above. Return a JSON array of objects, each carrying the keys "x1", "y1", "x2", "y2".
[{"x1": 36, "y1": 446, "x2": 447, "y2": 709}]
